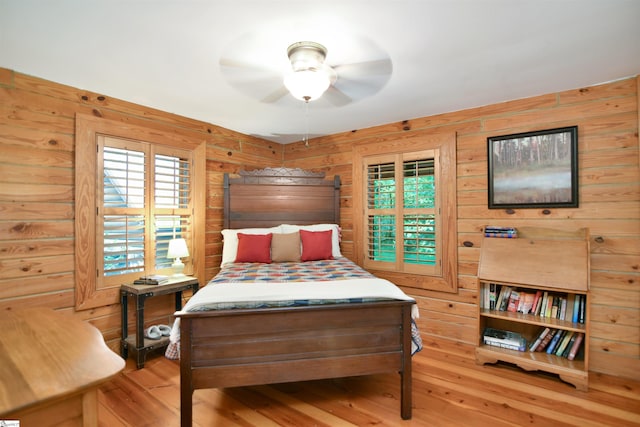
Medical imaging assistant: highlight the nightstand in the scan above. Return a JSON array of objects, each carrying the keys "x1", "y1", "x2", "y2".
[{"x1": 120, "y1": 276, "x2": 199, "y2": 368}]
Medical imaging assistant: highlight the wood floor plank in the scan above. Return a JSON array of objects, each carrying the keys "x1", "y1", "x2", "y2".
[
  {"x1": 100, "y1": 375, "x2": 179, "y2": 427},
  {"x1": 223, "y1": 386, "x2": 331, "y2": 427},
  {"x1": 419, "y1": 356, "x2": 640, "y2": 426},
  {"x1": 99, "y1": 339, "x2": 640, "y2": 426},
  {"x1": 97, "y1": 389, "x2": 129, "y2": 427},
  {"x1": 194, "y1": 388, "x2": 279, "y2": 427},
  {"x1": 270, "y1": 381, "x2": 386, "y2": 426},
  {"x1": 250, "y1": 384, "x2": 358, "y2": 427}
]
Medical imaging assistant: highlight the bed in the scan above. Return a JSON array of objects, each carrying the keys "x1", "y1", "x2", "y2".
[{"x1": 170, "y1": 167, "x2": 421, "y2": 425}]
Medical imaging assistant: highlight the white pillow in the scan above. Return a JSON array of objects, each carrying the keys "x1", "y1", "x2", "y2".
[
  {"x1": 221, "y1": 226, "x2": 283, "y2": 267},
  {"x1": 280, "y1": 224, "x2": 342, "y2": 258}
]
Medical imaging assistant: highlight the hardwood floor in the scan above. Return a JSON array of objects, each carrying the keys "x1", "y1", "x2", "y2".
[{"x1": 99, "y1": 339, "x2": 640, "y2": 426}]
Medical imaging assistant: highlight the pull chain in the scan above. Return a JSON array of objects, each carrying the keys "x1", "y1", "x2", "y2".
[{"x1": 303, "y1": 96, "x2": 310, "y2": 147}]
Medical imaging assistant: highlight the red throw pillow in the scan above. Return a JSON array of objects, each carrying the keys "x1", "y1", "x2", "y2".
[
  {"x1": 300, "y1": 229, "x2": 333, "y2": 261},
  {"x1": 235, "y1": 233, "x2": 272, "y2": 263}
]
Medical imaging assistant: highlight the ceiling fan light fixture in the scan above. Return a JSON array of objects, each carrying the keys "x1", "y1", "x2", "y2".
[
  {"x1": 283, "y1": 68, "x2": 331, "y2": 101},
  {"x1": 287, "y1": 41, "x2": 327, "y2": 69},
  {"x1": 283, "y1": 41, "x2": 334, "y2": 102}
]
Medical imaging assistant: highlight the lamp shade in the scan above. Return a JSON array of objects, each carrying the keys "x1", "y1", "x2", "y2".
[
  {"x1": 167, "y1": 238, "x2": 189, "y2": 259},
  {"x1": 284, "y1": 69, "x2": 331, "y2": 101}
]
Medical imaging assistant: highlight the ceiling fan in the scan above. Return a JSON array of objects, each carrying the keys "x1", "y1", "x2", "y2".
[
  {"x1": 219, "y1": 37, "x2": 392, "y2": 107},
  {"x1": 282, "y1": 41, "x2": 335, "y2": 102}
]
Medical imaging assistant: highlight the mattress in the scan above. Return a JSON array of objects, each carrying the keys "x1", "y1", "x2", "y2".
[{"x1": 165, "y1": 257, "x2": 422, "y2": 359}]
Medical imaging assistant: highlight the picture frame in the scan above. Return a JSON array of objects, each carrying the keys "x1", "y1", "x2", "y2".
[{"x1": 487, "y1": 126, "x2": 578, "y2": 209}]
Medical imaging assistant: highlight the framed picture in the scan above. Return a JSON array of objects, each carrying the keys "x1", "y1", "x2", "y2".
[{"x1": 487, "y1": 126, "x2": 578, "y2": 209}]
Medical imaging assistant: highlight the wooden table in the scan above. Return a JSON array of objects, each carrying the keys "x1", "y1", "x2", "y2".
[
  {"x1": 0, "y1": 308, "x2": 125, "y2": 426},
  {"x1": 120, "y1": 276, "x2": 199, "y2": 368}
]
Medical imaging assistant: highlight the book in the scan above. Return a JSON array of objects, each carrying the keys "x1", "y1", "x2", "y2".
[
  {"x1": 483, "y1": 340, "x2": 526, "y2": 351},
  {"x1": 519, "y1": 292, "x2": 535, "y2": 314},
  {"x1": 498, "y1": 287, "x2": 512, "y2": 311},
  {"x1": 539, "y1": 291, "x2": 549, "y2": 317},
  {"x1": 483, "y1": 328, "x2": 527, "y2": 349},
  {"x1": 515, "y1": 294, "x2": 523, "y2": 313},
  {"x1": 561, "y1": 332, "x2": 579, "y2": 358},
  {"x1": 133, "y1": 274, "x2": 169, "y2": 285},
  {"x1": 567, "y1": 333, "x2": 584, "y2": 361},
  {"x1": 559, "y1": 297, "x2": 567, "y2": 320},
  {"x1": 555, "y1": 331, "x2": 575, "y2": 356},
  {"x1": 530, "y1": 290, "x2": 543, "y2": 315},
  {"x1": 550, "y1": 296, "x2": 559, "y2": 319},
  {"x1": 482, "y1": 284, "x2": 488, "y2": 309},
  {"x1": 536, "y1": 329, "x2": 557, "y2": 352},
  {"x1": 572, "y1": 294, "x2": 581, "y2": 323},
  {"x1": 565, "y1": 294, "x2": 576, "y2": 323},
  {"x1": 482, "y1": 284, "x2": 493, "y2": 310},
  {"x1": 483, "y1": 328, "x2": 527, "y2": 351},
  {"x1": 506, "y1": 290, "x2": 520, "y2": 312},
  {"x1": 489, "y1": 283, "x2": 498, "y2": 310},
  {"x1": 546, "y1": 329, "x2": 566, "y2": 354},
  {"x1": 545, "y1": 294, "x2": 554, "y2": 318},
  {"x1": 574, "y1": 340, "x2": 586, "y2": 361},
  {"x1": 578, "y1": 294, "x2": 586, "y2": 324},
  {"x1": 494, "y1": 286, "x2": 504, "y2": 311},
  {"x1": 484, "y1": 226, "x2": 518, "y2": 238},
  {"x1": 529, "y1": 327, "x2": 550, "y2": 352}
]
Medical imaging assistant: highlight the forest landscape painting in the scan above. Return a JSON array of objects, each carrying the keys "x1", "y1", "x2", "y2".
[{"x1": 487, "y1": 126, "x2": 578, "y2": 209}]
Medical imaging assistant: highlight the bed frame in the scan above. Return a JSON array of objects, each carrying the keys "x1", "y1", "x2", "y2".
[{"x1": 178, "y1": 167, "x2": 413, "y2": 425}]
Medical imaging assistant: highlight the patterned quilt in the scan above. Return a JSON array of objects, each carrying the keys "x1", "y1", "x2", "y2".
[
  {"x1": 210, "y1": 257, "x2": 376, "y2": 283},
  {"x1": 165, "y1": 257, "x2": 422, "y2": 359}
]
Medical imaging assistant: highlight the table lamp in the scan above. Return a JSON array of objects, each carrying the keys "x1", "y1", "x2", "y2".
[{"x1": 167, "y1": 238, "x2": 189, "y2": 276}]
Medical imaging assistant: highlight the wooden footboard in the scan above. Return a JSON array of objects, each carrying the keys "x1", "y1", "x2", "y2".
[{"x1": 178, "y1": 300, "x2": 413, "y2": 426}]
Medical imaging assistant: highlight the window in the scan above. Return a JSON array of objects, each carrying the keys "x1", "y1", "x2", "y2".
[
  {"x1": 353, "y1": 133, "x2": 457, "y2": 293},
  {"x1": 99, "y1": 137, "x2": 192, "y2": 286},
  {"x1": 365, "y1": 154, "x2": 439, "y2": 274},
  {"x1": 75, "y1": 114, "x2": 205, "y2": 310}
]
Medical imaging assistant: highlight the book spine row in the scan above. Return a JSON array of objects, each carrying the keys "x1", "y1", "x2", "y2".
[
  {"x1": 483, "y1": 284, "x2": 586, "y2": 324},
  {"x1": 528, "y1": 328, "x2": 584, "y2": 360}
]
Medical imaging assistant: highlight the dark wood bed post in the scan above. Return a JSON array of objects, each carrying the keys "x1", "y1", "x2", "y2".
[
  {"x1": 401, "y1": 304, "x2": 413, "y2": 420},
  {"x1": 180, "y1": 316, "x2": 193, "y2": 427}
]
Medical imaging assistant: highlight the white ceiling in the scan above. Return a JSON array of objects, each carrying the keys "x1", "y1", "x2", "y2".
[{"x1": 2, "y1": 1, "x2": 639, "y2": 144}]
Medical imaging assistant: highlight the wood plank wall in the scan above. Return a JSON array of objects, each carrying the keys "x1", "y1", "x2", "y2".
[
  {"x1": 282, "y1": 76, "x2": 640, "y2": 380},
  {"x1": 0, "y1": 66, "x2": 637, "y2": 380},
  {"x1": 0, "y1": 67, "x2": 282, "y2": 353}
]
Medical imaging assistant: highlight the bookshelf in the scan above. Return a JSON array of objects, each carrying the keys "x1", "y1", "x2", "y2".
[{"x1": 476, "y1": 226, "x2": 590, "y2": 390}]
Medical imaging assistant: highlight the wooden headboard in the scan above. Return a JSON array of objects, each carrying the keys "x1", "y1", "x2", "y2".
[{"x1": 223, "y1": 167, "x2": 340, "y2": 229}]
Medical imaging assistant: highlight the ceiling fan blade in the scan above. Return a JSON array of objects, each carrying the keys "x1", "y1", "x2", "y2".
[
  {"x1": 333, "y1": 58, "x2": 392, "y2": 78},
  {"x1": 323, "y1": 86, "x2": 352, "y2": 107},
  {"x1": 260, "y1": 85, "x2": 290, "y2": 103},
  {"x1": 333, "y1": 75, "x2": 383, "y2": 97},
  {"x1": 220, "y1": 57, "x2": 283, "y2": 84}
]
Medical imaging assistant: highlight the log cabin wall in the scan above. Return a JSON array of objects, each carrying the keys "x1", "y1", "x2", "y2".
[
  {"x1": 0, "y1": 67, "x2": 283, "y2": 353},
  {"x1": 282, "y1": 76, "x2": 640, "y2": 380},
  {"x1": 0, "y1": 66, "x2": 637, "y2": 380}
]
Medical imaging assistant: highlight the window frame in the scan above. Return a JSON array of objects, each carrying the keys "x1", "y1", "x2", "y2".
[
  {"x1": 98, "y1": 136, "x2": 194, "y2": 286},
  {"x1": 75, "y1": 114, "x2": 206, "y2": 310},
  {"x1": 364, "y1": 151, "x2": 440, "y2": 275},
  {"x1": 353, "y1": 132, "x2": 457, "y2": 293}
]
